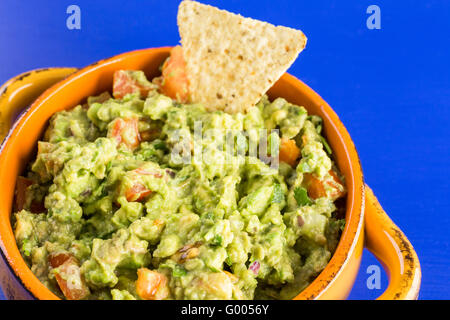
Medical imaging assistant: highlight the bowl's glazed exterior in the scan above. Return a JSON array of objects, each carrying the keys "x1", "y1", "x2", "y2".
[{"x1": 0, "y1": 47, "x2": 421, "y2": 300}]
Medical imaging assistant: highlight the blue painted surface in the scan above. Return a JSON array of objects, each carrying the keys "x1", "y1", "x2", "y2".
[{"x1": 0, "y1": 0, "x2": 449, "y2": 300}]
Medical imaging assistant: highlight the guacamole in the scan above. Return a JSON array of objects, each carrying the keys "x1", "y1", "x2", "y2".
[{"x1": 12, "y1": 70, "x2": 346, "y2": 300}]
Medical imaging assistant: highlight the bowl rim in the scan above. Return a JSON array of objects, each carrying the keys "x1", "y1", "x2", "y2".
[
  {"x1": 279, "y1": 74, "x2": 365, "y2": 299},
  {"x1": 0, "y1": 47, "x2": 364, "y2": 300}
]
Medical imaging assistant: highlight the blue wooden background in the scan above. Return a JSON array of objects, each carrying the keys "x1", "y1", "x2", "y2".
[{"x1": 0, "y1": 0, "x2": 449, "y2": 300}]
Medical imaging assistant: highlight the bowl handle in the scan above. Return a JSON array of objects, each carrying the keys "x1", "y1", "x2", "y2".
[
  {"x1": 364, "y1": 184, "x2": 421, "y2": 299},
  {"x1": 0, "y1": 68, "x2": 78, "y2": 142}
]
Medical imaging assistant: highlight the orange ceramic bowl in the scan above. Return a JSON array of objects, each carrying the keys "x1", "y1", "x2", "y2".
[{"x1": 0, "y1": 47, "x2": 421, "y2": 300}]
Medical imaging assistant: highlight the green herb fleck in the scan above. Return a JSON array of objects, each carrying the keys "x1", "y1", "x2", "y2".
[
  {"x1": 172, "y1": 265, "x2": 187, "y2": 277},
  {"x1": 320, "y1": 136, "x2": 332, "y2": 155},
  {"x1": 212, "y1": 234, "x2": 223, "y2": 246},
  {"x1": 154, "y1": 140, "x2": 167, "y2": 150},
  {"x1": 338, "y1": 219, "x2": 346, "y2": 232},
  {"x1": 202, "y1": 212, "x2": 215, "y2": 221},
  {"x1": 294, "y1": 187, "x2": 313, "y2": 206},
  {"x1": 208, "y1": 266, "x2": 221, "y2": 272},
  {"x1": 177, "y1": 175, "x2": 190, "y2": 183},
  {"x1": 21, "y1": 239, "x2": 33, "y2": 257}
]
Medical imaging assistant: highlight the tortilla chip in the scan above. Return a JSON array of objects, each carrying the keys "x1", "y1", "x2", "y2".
[{"x1": 177, "y1": 0, "x2": 307, "y2": 114}]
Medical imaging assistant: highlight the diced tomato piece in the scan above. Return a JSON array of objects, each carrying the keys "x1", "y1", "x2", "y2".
[
  {"x1": 48, "y1": 253, "x2": 90, "y2": 300},
  {"x1": 113, "y1": 70, "x2": 153, "y2": 99},
  {"x1": 48, "y1": 252, "x2": 74, "y2": 268},
  {"x1": 15, "y1": 176, "x2": 33, "y2": 212},
  {"x1": 125, "y1": 183, "x2": 152, "y2": 202},
  {"x1": 15, "y1": 176, "x2": 45, "y2": 213},
  {"x1": 304, "y1": 170, "x2": 345, "y2": 200},
  {"x1": 109, "y1": 118, "x2": 141, "y2": 150},
  {"x1": 279, "y1": 138, "x2": 301, "y2": 167},
  {"x1": 327, "y1": 170, "x2": 346, "y2": 200},
  {"x1": 136, "y1": 268, "x2": 169, "y2": 300},
  {"x1": 113, "y1": 70, "x2": 138, "y2": 99},
  {"x1": 303, "y1": 173, "x2": 326, "y2": 199},
  {"x1": 159, "y1": 46, "x2": 189, "y2": 103}
]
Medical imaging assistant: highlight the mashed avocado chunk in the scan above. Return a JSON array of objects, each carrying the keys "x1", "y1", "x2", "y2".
[{"x1": 13, "y1": 70, "x2": 345, "y2": 300}]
